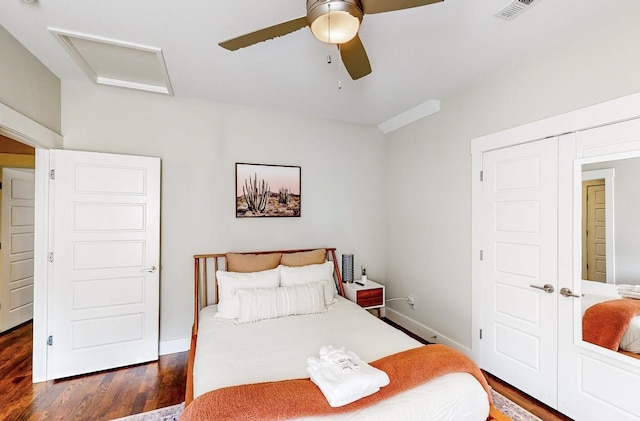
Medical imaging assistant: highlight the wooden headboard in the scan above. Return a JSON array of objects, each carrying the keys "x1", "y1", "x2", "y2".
[{"x1": 192, "y1": 248, "x2": 344, "y2": 334}]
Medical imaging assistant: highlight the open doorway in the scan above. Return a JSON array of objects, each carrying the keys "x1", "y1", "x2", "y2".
[
  {"x1": 0, "y1": 104, "x2": 63, "y2": 382},
  {"x1": 0, "y1": 134, "x2": 36, "y2": 394}
]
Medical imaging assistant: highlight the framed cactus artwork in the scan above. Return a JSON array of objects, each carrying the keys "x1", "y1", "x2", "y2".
[{"x1": 235, "y1": 163, "x2": 301, "y2": 218}]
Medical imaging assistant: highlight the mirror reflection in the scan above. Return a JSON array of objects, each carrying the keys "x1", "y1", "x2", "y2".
[
  {"x1": 581, "y1": 157, "x2": 640, "y2": 359},
  {"x1": 582, "y1": 158, "x2": 640, "y2": 285}
]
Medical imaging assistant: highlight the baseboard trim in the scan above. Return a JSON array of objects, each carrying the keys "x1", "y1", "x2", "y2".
[
  {"x1": 159, "y1": 337, "x2": 190, "y2": 355},
  {"x1": 385, "y1": 308, "x2": 471, "y2": 357}
]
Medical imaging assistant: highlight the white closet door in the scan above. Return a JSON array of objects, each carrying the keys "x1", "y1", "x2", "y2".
[
  {"x1": 49, "y1": 150, "x2": 160, "y2": 379},
  {"x1": 481, "y1": 138, "x2": 558, "y2": 407}
]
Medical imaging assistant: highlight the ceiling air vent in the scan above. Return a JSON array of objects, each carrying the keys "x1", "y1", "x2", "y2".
[{"x1": 495, "y1": 0, "x2": 540, "y2": 21}]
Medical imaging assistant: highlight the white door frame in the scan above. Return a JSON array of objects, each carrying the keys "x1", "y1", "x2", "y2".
[{"x1": 0, "y1": 103, "x2": 63, "y2": 382}]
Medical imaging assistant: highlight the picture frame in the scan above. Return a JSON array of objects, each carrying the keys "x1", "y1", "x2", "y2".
[{"x1": 235, "y1": 163, "x2": 301, "y2": 218}]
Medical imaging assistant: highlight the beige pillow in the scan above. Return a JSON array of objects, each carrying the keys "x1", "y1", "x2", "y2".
[
  {"x1": 280, "y1": 249, "x2": 326, "y2": 267},
  {"x1": 226, "y1": 252, "x2": 282, "y2": 273}
]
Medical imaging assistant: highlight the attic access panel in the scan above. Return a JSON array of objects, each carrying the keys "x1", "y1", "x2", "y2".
[{"x1": 50, "y1": 28, "x2": 173, "y2": 95}]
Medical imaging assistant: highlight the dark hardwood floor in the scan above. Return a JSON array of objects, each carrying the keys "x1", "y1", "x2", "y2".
[
  {"x1": 0, "y1": 321, "x2": 186, "y2": 421},
  {"x1": 2, "y1": 318, "x2": 571, "y2": 421}
]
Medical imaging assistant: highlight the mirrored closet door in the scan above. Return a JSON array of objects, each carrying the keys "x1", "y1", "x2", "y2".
[{"x1": 557, "y1": 118, "x2": 640, "y2": 420}]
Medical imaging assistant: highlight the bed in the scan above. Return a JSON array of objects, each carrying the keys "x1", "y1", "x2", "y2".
[{"x1": 183, "y1": 248, "x2": 508, "y2": 420}]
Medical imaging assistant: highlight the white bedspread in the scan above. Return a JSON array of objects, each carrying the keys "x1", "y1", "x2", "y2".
[{"x1": 193, "y1": 296, "x2": 489, "y2": 420}]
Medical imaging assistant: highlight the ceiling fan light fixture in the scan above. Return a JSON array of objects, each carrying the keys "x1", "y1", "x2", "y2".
[{"x1": 307, "y1": 0, "x2": 363, "y2": 44}]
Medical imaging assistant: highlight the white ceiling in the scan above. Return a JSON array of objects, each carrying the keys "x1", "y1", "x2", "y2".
[{"x1": 1, "y1": 0, "x2": 638, "y2": 127}]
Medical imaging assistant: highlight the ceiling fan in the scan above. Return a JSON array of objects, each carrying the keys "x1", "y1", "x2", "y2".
[{"x1": 219, "y1": 0, "x2": 444, "y2": 80}]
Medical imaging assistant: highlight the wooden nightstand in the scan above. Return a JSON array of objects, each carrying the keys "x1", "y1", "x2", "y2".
[{"x1": 344, "y1": 279, "x2": 385, "y2": 317}]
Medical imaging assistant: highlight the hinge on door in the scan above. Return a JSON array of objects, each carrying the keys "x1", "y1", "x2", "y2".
[
  {"x1": 0, "y1": 182, "x2": 3, "y2": 189},
  {"x1": 49, "y1": 169, "x2": 55, "y2": 180},
  {"x1": 47, "y1": 336, "x2": 53, "y2": 346},
  {"x1": 479, "y1": 329, "x2": 483, "y2": 339},
  {"x1": 48, "y1": 252, "x2": 54, "y2": 263},
  {"x1": 480, "y1": 171, "x2": 484, "y2": 181},
  {"x1": 480, "y1": 250, "x2": 484, "y2": 261}
]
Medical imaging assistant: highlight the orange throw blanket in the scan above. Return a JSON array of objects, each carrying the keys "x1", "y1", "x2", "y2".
[
  {"x1": 583, "y1": 298, "x2": 640, "y2": 351},
  {"x1": 180, "y1": 344, "x2": 491, "y2": 421}
]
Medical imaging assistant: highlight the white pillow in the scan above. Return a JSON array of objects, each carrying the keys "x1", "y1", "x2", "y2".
[
  {"x1": 235, "y1": 282, "x2": 326, "y2": 324},
  {"x1": 214, "y1": 267, "x2": 280, "y2": 319},
  {"x1": 280, "y1": 261, "x2": 336, "y2": 304}
]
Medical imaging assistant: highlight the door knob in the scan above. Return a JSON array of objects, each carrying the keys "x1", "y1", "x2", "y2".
[
  {"x1": 559, "y1": 287, "x2": 580, "y2": 298},
  {"x1": 530, "y1": 284, "x2": 554, "y2": 293},
  {"x1": 140, "y1": 266, "x2": 157, "y2": 273}
]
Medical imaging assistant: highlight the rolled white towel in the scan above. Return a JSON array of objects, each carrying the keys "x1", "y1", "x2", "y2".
[{"x1": 307, "y1": 346, "x2": 389, "y2": 407}]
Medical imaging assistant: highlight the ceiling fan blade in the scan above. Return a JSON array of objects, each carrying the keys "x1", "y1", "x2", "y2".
[
  {"x1": 219, "y1": 17, "x2": 309, "y2": 51},
  {"x1": 339, "y1": 34, "x2": 371, "y2": 80},
  {"x1": 361, "y1": 0, "x2": 443, "y2": 15}
]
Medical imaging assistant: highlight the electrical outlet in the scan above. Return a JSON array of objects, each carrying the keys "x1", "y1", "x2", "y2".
[{"x1": 407, "y1": 295, "x2": 416, "y2": 310}]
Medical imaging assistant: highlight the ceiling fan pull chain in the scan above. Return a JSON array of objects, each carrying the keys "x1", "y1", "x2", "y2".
[
  {"x1": 337, "y1": 44, "x2": 342, "y2": 90},
  {"x1": 327, "y1": 3, "x2": 333, "y2": 64}
]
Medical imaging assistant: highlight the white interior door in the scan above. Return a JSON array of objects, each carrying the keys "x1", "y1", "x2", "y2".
[
  {"x1": 49, "y1": 149, "x2": 160, "y2": 379},
  {"x1": 481, "y1": 138, "x2": 558, "y2": 408},
  {"x1": 0, "y1": 168, "x2": 35, "y2": 332}
]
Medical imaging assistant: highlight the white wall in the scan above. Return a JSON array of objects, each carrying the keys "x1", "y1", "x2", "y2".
[
  {"x1": 61, "y1": 80, "x2": 386, "y2": 347},
  {"x1": 59, "y1": 2, "x2": 640, "y2": 354},
  {"x1": 0, "y1": 26, "x2": 60, "y2": 134},
  {"x1": 384, "y1": 5, "x2": 640, "y2": 349}
]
